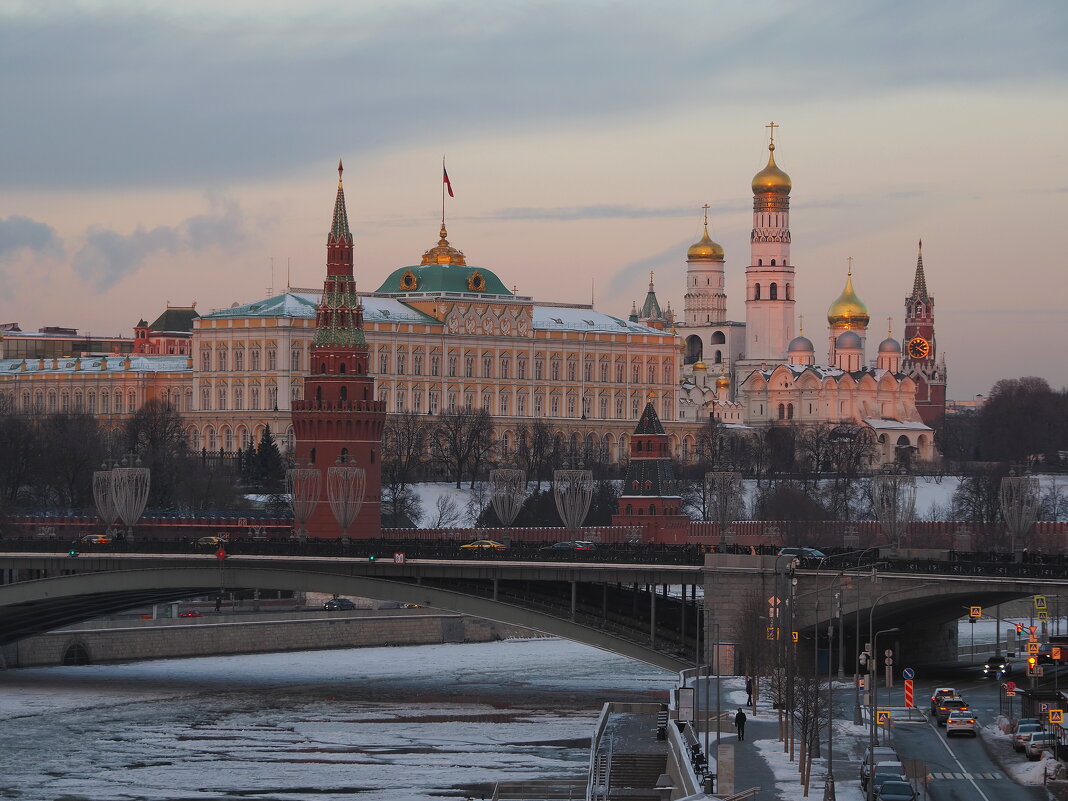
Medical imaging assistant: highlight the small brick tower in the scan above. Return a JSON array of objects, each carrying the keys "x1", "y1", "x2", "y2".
[
  {"x1": 612, "y1": 400, "x2": 690, "y2": 543},
  {"x1": 291, "y1": 161, "x2": 386, "y2": 538}
]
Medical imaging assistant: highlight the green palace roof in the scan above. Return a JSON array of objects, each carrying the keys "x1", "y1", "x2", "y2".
[{"x1": 375, "y1": 263, "x2": 512, "y2": 296}]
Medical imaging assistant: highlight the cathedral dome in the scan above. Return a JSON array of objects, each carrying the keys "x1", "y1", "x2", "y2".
[
  {"x1": 752, "y1": 145, "x2": 792, "y2": 196},
  {"x1": 827, "y1": 272, "x2": 870, "y2": 330},
  {"x1": 715, "y1": 370, "x2": 730, "y2": 390},
  {"x1": 787, "y1": 335, "x2": 814, "y2": 353},
  {"x1": 878, "y1": 336, "x2": 901, "y2": 353},
  {"x1": 687, "y1": 225, "x2": 724, "y2": 261},
  {"x1": 836, "y1": 330, "x2": 862, "y2": 350},
  {"x1": 693, "y1": 361, "x2": 707, "y2": 371}
]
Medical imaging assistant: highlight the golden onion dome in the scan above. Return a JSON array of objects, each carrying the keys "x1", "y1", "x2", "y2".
[
  {"x1": 693, "y1": 361, "x2": 707, "y2": 371},
  {"x1": 715, "y1": 369, "x2": 730, "y2": 390},
  {"x1": 751, "y1": 144, "x2": 792, "y2": 196},
  {"x1": 420, "y1": 224, "x2": 467, "y2": 266},
  {"x1": 827, "y1": 271, "x2": 870, "y2": 330},
  {"x1": 687, "y1": 224, "x2": 725, "y2": 261}
]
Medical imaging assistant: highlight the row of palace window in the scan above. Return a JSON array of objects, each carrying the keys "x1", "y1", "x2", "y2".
[
  {"x1": 198, "y1": 384, "x2": 283, "y2": 412},
  {"x1": 200, "y1": 347, "x2": 300, "y2": 373},
  {"x1": 378, "y1": 385, "x2": 665, "y2": 421},
  {"x1": 375, "y1": 350, "x2": 673, "y2": 385},
  {"x1": 752, "y1": 282, "x2": 791, "y2": 301},
  {"x1": 189, "y1": 426, "x2": 296, "y2": 453},
  {"x1": 11, "y1": 389, "x2": 141, "y2": 415}
]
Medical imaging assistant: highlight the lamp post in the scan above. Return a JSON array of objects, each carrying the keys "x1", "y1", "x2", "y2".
[
  {"x1": 286, "y1": 466, "x2": 321, "y2": 541},
  {"x1": 553, "y1": 468, "x2": 593, "y2": 538},
  {"x1": 112, "y1": 461, "x2": 150, "y2": 543},
  {"x1": 489, "y1": 468, "x2": 527, "y2": 541},
  {"x1": 866, "y1": 627, "x2": 900, "y2": 801}
]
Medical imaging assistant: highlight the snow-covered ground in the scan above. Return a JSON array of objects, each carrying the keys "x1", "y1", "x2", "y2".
[{"x1": 0, "y1": 638, "x2": 673, "y2": 801}]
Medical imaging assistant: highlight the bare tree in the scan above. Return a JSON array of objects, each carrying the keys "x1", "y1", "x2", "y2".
[
  {"x1": 432, "y1": 493, "x2": 462, "y2": 528},
  {"x1": 428, "y1": 407, "x2": 492, "y2": 489},
  {"x1": 515, "y1": 418, "x2": 557, "y2": 490},
  {"x1": 35, "y1": 413, "x2": 105, "y2": 508}
]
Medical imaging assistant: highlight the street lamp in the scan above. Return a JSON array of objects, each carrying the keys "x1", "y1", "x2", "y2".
[{"x1": 866, "y1": 627, "x2": 899, "y2": 801}]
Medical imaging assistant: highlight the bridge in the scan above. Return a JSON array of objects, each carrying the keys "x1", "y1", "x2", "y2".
[
  {"x1": 0, "y1": 552, "x2": 704, "y2": 672},
  {"x1": 3, "y1": 546, "x2": 1067, "y2": 673}
]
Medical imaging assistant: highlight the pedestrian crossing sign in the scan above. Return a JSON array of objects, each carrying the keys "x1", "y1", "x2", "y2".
[
  {"x1": 1051, "y1": 710, "x2": 1064, "y2": 725},
  {"x1": 1039, "y1": 611, "x2": 1049, "y2": 621},
  {"x1": 766, "y1": 627, "x2": 777, "y2": 640},
  {"x1": 1035, "y1": 596, "x2": 1047, "y2": 610},
  {"x1": 1028, "y1": 642, "x2": 1041, "y2": 654},
  {"x1": 969, "y1": 606, "x2": 982, "y2": 618},
  {"x1": 877, "y1": 711, "x2": 891, "y2": 725}
]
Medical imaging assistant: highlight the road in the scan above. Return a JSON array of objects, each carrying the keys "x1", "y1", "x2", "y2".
[{"x1": 894, "y1": 665, "x2": 1057, "y2": 801}]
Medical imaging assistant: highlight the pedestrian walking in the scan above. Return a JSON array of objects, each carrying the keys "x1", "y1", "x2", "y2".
[
  {"x1": 745, "y1": 677, "x2": 753, "y2": 707},
  {"x1": 215, "y1": 595, "x2": 222, "y2": 613},
  {"x1": 735, "y1": 708, "x2": 747, "y2": 741}
]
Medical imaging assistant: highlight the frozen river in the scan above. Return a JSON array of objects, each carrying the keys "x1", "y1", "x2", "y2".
[{"x1": 0, "y1": 639, "x2": 674, "y2": 801}]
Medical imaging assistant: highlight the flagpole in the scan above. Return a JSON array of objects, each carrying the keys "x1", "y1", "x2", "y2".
[{"x1": 442, "y1": 156, "x2": 446, "y2": 227}]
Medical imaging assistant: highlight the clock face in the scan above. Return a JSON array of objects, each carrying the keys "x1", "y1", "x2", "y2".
[{"x1": 907, "y1": 337, "x2": 930, "y2": 359}]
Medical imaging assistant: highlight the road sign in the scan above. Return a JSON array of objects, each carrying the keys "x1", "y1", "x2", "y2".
[
  {"x1": 1028, "y1": 664, "x2": 1044, "y2": 677},
  {"x1": 877, "y1": 711, "x2": 891, "y2": 725},
  {"x1": 1051, "y1": 710, "x2": 1064, "y2": 725},
  {"x1": 1007, "y1": 690, "x2": 1017, "y2": 697},
  {"x1": 902, "y1": 667, "x2": 915, "y2": 680},
  {"x1": 1053, "y1": 647, "x2": 1063, "y2": 661},
  {"x1": 904, "y1": 679, "x2": 914, "y2": 708},
  {"x1": 1039, "y1": 611, "x2": 1049, "y2": 621},
  {"x1": 792, "y1": 631, "x2": 799, "y2": 643},
  {"x1": 1005, "y1": 681, "x2": 1017, "y2": 692},
  {"x1": 970, "y1": 606, "x2": 982, "y2": 618},
  {"x1": 1030, "y1": 625, "x2": 1038, "y2": 636},
  {"x1": 767, "y1": 595, "x2": 780, "y2": 606},
  {"x1": 766, "y1": 627, "x2": 777, "y2": 641},
  {"x1": 1041, "y1": 703, "x2": 1050, "y2": 713},
  {"x1": 1028, "y1": 642, "x2": 1041, "y2": 654},
  {"x1": 393, "y1": 552, "x2": 406, "y2": 564},
  {"x1": 1035, "y1": 596, "x2": 1047, "y2": 610}
]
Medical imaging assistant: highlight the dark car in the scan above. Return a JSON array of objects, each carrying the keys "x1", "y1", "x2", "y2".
[
  {"x1": 539, "y1": 540, "x2": 597, "y2": 553},
  {"x1": 323, "y1": 597, "x2": 357, "y2": 611},
  {"x1": 982, "y1": 656, "x2": 1012, "y2": 677},
  {"x1": 935, "y1": 698, "x2": 969, "y2": 726},
  {"x1": 777, "y1": 546, "x2": 826, "y2": 559},
  {"x1": 876, "y1": 780, "x2": 916, "y2": 801}
]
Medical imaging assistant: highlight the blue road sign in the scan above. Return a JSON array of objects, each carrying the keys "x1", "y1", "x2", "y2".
[{"x1": 902, "y1": 667, "x2": 915, "y2": 680}]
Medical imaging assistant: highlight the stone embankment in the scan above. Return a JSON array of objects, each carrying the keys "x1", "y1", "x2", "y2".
[{"x1": 1, "y1": 607, "x2": 543, "y2": 668}]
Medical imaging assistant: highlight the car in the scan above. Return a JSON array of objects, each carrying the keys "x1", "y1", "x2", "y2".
[
  {"x1": 870, "y1": 770, "x2": 908, "y2": 798},
  {"x1": 459, "y1": 539, "x2": 506, "y2": 550},
  {"x1": 875, "y1": 780, "x2": 916, "y2": 801},
  {"x1": 323, "y1": 597, "x2": 357, "y2": 611},
  {"x1": 929, "y1": 687, "x2": 957, "y2": 714},
  {"x1": 178, "y1": 609, "x2": 204, "y2": 618},
  {"x1": 193, "y1": 536, "x2": 227, "y2": 549},
  {"x1": 777, "y1": 546, "x2": 826, "y2": 559},
  {"x1": 1014, "y1": 723, "x2": 1043, "y2": 752},
  {"x1": 935, "y1": 698, "x2": 969, "y2": 726},
  {"x1": 983, "y1": 656, "x2": 1013, "y2": 677},
  {"x1": 77, "y1": 534, "x2": 112, "y2": 546},
  {"x1": 860, "y1": 746, "x2": 898, "y2": 788},
  {"x1": 1016, "y1": 717, "x2": 1040, "y2": 731},
  {"x1": 1025, "y1": 732, "x2": 1057, "y2": 760},
  {"x1": 539, "y1": 540, "x2": 597, "y2": 552},
  {"x1": 946, "y1": 711, "x2": 978, "y2": 737}
]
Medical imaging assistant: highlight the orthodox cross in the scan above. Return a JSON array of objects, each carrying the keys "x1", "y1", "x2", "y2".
[{"x1": 766, "y1": 121, "x2": 779, "y2": 145}]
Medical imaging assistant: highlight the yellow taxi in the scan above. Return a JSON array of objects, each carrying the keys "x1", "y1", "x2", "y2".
[
  {"x1": 78, "y1": 534, "x2": 112, "y2": 546},
  {"x1": 459, "y1": 539, "x2": 506, "y2": 551},
  {"x1": 193, "y1": 536, "x2": 228, "y2": 549}
]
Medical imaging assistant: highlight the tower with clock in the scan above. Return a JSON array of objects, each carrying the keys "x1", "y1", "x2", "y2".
[{"x1": 902, "y1": 241, "x2": 947, "y2": 428}]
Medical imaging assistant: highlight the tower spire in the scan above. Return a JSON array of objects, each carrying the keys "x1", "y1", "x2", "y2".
[
  {"x1": 912, "y1": 239, "x2": 928, "y2": 297},
  {"x1": 330, "y1": 159, "x2": 351, "y2": 243}
]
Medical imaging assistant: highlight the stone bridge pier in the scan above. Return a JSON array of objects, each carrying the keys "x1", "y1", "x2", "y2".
[{"x1": 703, "y1": 554, "x2": 1062, "y2": 675}]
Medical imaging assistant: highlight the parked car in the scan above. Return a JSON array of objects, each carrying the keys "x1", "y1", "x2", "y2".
[
  {"x1": 323, "y1": 597, "x2": 357, "y2": 611},
  {"x1": 869, "y1": 769, "x2": 908, "y2": 798},
  {"x1": 929, "y1": 687, "x2": 957, "y2": 714},
  {"x1": 946, "y1": 711, "x2": 978, "y2": 737},
  {"x1": 193, "y1": 536, "x2": 227, "y2": 549},
  {"x1": 860, "y1": 746, "x2": 897, "y2": 788},
  {"x1": 935, "y1": 698, "x2": 969, "y2": 726},
  {"x1": 776, "y1": 546, "x2": 826, "y2": 559},
  {"x1": 539, "y1": 540, "x2": 597, "y2": 552},
  {"x1": 1025, "y1": 732, "x2": 1057, "y2": 760},
  {"x1": 459, "y1": 539, "x2": 506, "y2": 551},
  {"x1": 1016, "y1": 718, "x2": 1040, "y2": 731},
  {"x1": 982, "y1": 656, "x2": 1013, "y2": 677},
  {"x1": 1013, "y1": 723, "x2": 1043, "y2": 752},
  {"x1": 178, "y1": 610, "x2": 204, "y2": 618},
  {"x1": 875, "y1": 780, "x2": 916, "y2": 801}
]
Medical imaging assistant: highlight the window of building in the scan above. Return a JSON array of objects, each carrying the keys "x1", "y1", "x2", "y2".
[
  {"x1": 465, "y1": 356, "x2": 474, "y2": 378},
  {"x1": 647, "y1": 365, "x2": 656, "y2": 384},
  {"x1": 396, "y1": 389, "x2": 405, "y2": 412},
  {"x1": 379, "y1": 351, "x2": 389, "y2": 374},
  {"x1": 464, "y1": 391, "x2": 473, "y2": 409},
  {"x1": 224, "y1": 429, "x2": 234, "y2": 451},
  {"x1": 616, "y1": 398, "x2": 624, "y2": 418},
  {"x1": 414, "y1": 354, "x2": 424, "y2": 375},
  {"x1": 787, "y1": 403, "x2": 794, "y2": 419},
  {"x1": 431, "y1": 355, "x2": 440, "y2": 376},
  {"x1": 429, "y1": 390, "x2": 440, "y2": 414},
  {"x1": 234, "y1": 348, "x2": 244, "y2": 371},
  {"x1": 517, "y1": 393, "x2": 526, "y2": 416},
  {"x1": 551, "y1": 360, "x2": 560, "y2": 381},
  {"x1": 551, "y1": 396, "x2": 560, "y2": 416},
  {"x1": 217, "y1": 348, "x2": 228, "y2": 371},
  {"x1": 251, "y1": 386, "x2": 260, "y2": 410},
  {"x1": 616, "y1": 363, "x2": 625, "y2": 383},
  {"x1": 770, "y1": 282, "x2": 778, "y2": 300},
  {"x1": 754, "y1": 284, "x2": 761, "y2": 300},
  {"x1": 201, "y1": 387, "x2": 211, "y2": 410},
  {"x1": 482, "y1": 355, "x2": 492, "y2": 377},
  {"x1": 290, "y1": 349, "x2": 300, "y2": 371},
  {"x1": 599, "y1": 397, "x2": 608, "y2": 418},
  {"x1": 584, "y1": 361, "x2": 592, "y2": 382},
  {"x1": 61, "y1": 392, "x2": 70, "y2": 412},
  {"x1": 267, "y1": 349, "x2": 277, "y2": 370},
  {"x1": 250, "y1": 348, "x2": 261, "y2": 370},
  {"x1": 448, "y1": 355, "x2": 457, "y2": 377},
  {"x1": 517, "y1": 356, "x2": 527, "y2": 380},
  {"x1": 447, "y1": 392, "x2": 457, "y2": 412},
  {"x1": 234, "y1": 386, "x2": 244, "y2": 410},
  {"x1": 201, "y1": 349, "x2": 211, "y2": 372},
  {"x1": 217, "y1": 387, "x2": 228, "y2": 410},
  {"x1": 413, "y1": 389, "x2": 423, "y2": 413},
  {"x1": 600, "y1": 362, "x2": 608, "y2": 382},
  {"x1": 535, "y1": 358, "x2": 544, "y2": 380},
  {"x1": 566, "y1": 361, "x2": 575, "y2": 381},
  {"x1": 499, "y1": 393, "x2": 509, "y2": 415},
  {"x1": 534, "y1": 394, "x2": 544, "y2": 416},
  {"x1": 500, "y1": 355, "x2": 510, "y2": 379},
  {"x1": 582, "y1": 396, "x2": 591, "y2": 417},
  {"x1": 267, "y1": 386, "x2": 278, "y2": 409},
  {"x1": 397, "y1": 354, "x2": 406, "y2": 375}
]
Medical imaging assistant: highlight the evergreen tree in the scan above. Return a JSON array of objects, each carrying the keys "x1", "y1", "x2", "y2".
[{"x1": 255, "y1": 426, "x2": 286, "y2": 493}]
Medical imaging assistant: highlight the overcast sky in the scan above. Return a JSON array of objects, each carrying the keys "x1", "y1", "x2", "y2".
[{"x1": 1, "y1": 0, "x2": 1066, "y2": 398}]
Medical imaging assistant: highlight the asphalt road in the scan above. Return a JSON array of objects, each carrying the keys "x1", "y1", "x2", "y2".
[{"x1": 894, "y1": 664, "x2": 1055, "y2": 801}]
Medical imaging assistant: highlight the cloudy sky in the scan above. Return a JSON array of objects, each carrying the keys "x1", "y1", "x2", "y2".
[{"x1": 1, "y1": 0, "x2": 1066, "y2": 397}]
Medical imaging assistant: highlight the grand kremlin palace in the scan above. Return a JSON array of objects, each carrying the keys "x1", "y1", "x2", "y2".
[{"x1": 0, "y1": 134, "x2": 943, "y2": 465}]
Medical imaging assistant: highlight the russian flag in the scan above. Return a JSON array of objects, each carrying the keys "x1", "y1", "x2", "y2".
[{"x1": 443, "y1": 165, "x2": 454, "y2": 197}]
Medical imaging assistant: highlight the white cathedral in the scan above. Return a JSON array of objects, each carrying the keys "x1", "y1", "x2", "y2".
[{"x1": 670, "y1": 128, "x2": 939, "y2": 464}]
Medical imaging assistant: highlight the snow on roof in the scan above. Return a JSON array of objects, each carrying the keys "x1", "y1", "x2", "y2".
[
  {"x1": 532, "y1": 306, "x2": 666, "y2": 334},
  {"x1": 863, "y1": 418, "x2": 933, "y2": 431},
  {"x1": 2, "y1": 355, "x2": 190, "y2": 374}
]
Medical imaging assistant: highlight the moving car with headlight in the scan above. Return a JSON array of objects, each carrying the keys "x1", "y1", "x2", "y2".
[
  {"x1": 982, "y1": 655, "x2": 1012, "y2": 677},
  {"x1": 929, "y1": 687, "x2": 957, "y2": 714},
  {"x1": 935, "y1": 698, "x2": 969, "y2": 726},
  {"x1": 459, "y1": 539, "x2": 506, "y2": 550}
]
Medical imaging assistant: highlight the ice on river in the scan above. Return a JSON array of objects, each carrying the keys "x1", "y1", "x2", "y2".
[{"x1": 0, "y1": 638, "x2": 673, "y2": 801}]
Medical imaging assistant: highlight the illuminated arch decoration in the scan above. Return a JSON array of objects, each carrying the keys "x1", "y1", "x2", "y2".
[{"x1": 399, "y1": 269, "x2": 419, "y2": 291}]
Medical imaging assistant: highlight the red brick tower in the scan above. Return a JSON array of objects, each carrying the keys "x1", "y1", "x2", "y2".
[
  {"x1": 292, "y1": 162, "x2": 386, "y2": 538},
  {"x1": 611, "y1": 401, "x2": 690, "y2": 543},
  {"x1": 902, "y1": 241, "x2": 947, "y2": 429}
]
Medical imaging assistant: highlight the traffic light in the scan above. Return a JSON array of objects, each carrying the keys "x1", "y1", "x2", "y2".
[
  {"x1": 215, "y1": 548, "x2": 227, "y2": 560},
  {"x1": 1016, "y1": 624, "x2": 1024, "y2": 635},
  {"x1": 368, "y1": 554, "x2": 376, "y2": 562}
]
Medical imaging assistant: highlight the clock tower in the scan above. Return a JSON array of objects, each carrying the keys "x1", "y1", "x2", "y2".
[{"x1": 902, "y1": 241, "x2": 947, "y2": 428}]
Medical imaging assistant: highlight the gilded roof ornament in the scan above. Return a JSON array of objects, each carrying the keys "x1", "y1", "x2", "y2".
[{"x1": 420, "y1": 224, "x2": 467, "y2": 266}]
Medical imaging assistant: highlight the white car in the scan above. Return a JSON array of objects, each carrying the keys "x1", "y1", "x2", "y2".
[
  {"x1": 1024, "y1": 732, "x2": 1056, "y2": 761},
  {"x1": 1014, "y1": 723, "x2": 1043, "y2": 752},
  {"x1": 945, "y1": 711, "x2": 978, "y2": 737}
]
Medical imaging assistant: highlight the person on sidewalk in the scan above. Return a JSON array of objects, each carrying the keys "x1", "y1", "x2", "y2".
[
  {"x1": 745, "y1": 677, "x2": 754, "y2": 707},
  {"x1": 735, "y1": 709, "x2": 747, "y2": 741}
]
